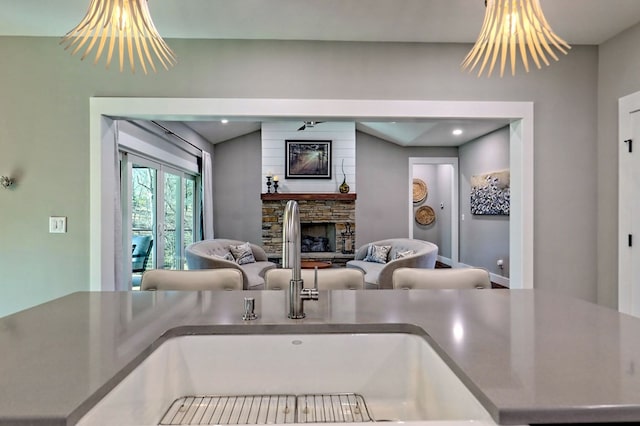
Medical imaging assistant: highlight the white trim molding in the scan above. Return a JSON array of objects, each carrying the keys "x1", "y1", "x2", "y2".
[{"x1": 90, "y1": 98, "x2": 534, "y2": 291}]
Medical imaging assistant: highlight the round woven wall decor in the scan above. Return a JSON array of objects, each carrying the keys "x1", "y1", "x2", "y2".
[
  {"x1": 413, "y1": 178, "x2": 428, "y2": 203},
  {"x1": 415, "y1": 205, "x2": 436, "y2": 226}
]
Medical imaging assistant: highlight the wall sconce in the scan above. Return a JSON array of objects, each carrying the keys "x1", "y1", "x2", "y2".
[{"x1": 1, "y1": 176, "x2": 14, "y2": 189}]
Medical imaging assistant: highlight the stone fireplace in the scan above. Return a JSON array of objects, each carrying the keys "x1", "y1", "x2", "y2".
[{"x1": 261, "y1": 193, "x2": 356, "y2": 261}]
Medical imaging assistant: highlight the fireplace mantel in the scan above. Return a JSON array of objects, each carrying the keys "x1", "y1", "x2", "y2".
[{"x1": 261, "y1": 193, "x2": 356, "y2": 201}]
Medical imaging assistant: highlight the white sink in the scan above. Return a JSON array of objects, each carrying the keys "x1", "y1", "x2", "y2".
[{"x1": 77, "y1": 333, "x2": 502, "y2": 426}]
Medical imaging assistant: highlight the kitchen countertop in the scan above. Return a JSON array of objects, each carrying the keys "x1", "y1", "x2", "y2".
[{"x1": 2, "y1": 289, "x2": 640, "y2": 425}]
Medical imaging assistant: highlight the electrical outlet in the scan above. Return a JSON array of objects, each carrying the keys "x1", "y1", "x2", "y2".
[{"x1": 49, "y1": 216, "x2": 67, "y2": 233}]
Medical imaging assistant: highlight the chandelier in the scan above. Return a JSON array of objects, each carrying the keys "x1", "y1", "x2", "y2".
[
  {"x1": 462, "y1": 0, "x2": 571, "y2": 77},
  {"x1": 61, "y1": 0, "x2": 175, "y2": 74}
]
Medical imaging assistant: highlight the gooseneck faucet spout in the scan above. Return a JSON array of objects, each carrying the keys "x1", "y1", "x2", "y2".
[{"x1": 283, "y1": 200, "x2": 318, "y2": 319}]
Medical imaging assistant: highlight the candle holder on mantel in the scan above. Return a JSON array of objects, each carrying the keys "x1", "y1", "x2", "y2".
[
  {"x1": 341, "y1": 222, "x2": 354, "y2": 254},
  {"x1": 273, "y1": 179, "x2": 279, "y2": 193},
  {"x1": 266, "y1": 176, "x2": 273, "y2": 193}
]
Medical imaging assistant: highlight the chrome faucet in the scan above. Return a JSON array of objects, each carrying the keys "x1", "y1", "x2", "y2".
[{"x1": 283, "y1": 200, "x2": 319, "y2": 319}]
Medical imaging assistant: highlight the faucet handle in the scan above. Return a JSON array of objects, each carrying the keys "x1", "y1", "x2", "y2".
[
  {"x1": 301, "y1": 287, "x2": 319, "y2": 301},
  {"x1": 301, "y1": 268, "x2": 319, "y2": 301}
]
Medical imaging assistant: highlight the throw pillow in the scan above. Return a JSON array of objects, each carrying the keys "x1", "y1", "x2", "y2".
[
  {"x1": 392, "y1": 249, "x2": 415, "y2": 260},
  {"x1": 229, "y1": 242, "x2": 256, "y2": 265},
  {"x1": 214, "y1": 251, "x2": 235, "y2": 262},
  {"x1": 363, "y1": 244, "x2": 392, "y2": 264}
]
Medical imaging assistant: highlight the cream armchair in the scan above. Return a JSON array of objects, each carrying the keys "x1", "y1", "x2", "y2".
[
  {"x1": 346, "y1": 238, "x2": 438, "y2": 289},
  {"x1": 265, "y1": 268, "x2": 365, "y2": 290},
  {"x1": 185, "y1": 239, "x2": 276, "y2": 290},
  {"x1": 392, "y1": 267, "x2": 491, "y2": 290},
  {"x1": 140, "y1": 269, "x2": 243, "y2": 291}
]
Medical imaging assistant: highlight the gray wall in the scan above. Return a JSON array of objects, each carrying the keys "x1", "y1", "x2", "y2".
[
  {"x1": 0, "y1": 36, "x2": 601, "y2": 316},
  {"x1": 459, "y1": 127, "x2": 510, "y2": 277},
  {"x1": 412, "y1": 164, "x2": 453, "y2": 258},
  {"x1": 597, "y1": 23, "x2": 640, "y2": 309},
  {"x1": 213, "y1": 131, "x2": 263, "y2": 244},
  {"x1": 436, "y1": 165, "x2": 453, "y2": 258},
  {"x1": 355, "y1": 132, "x2": 458, "y2": 248}
]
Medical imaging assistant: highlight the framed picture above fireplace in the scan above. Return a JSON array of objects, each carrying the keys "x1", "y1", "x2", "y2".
[{"x1": 285, "y1": 140, "x2": 332, "y2": 179}]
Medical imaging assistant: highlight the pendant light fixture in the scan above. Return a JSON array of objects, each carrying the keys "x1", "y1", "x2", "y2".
[
  {"x1": 60, "y1": 0, "x2": 175, "y2": 74},
  {"x1": 462, "y1": 0, "x2": 570, "y2": 77}
]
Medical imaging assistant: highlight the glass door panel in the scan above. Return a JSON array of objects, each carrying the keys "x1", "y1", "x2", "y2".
[
  {"x1": 131, "y1": 164, "x2": 157, "y2": 286},
  {"x1": 183, "y1": 177, "x2": 196, "y2": 269},
  {"x1": 163, "y1": 171, "x2": 182, "y2": 270}
]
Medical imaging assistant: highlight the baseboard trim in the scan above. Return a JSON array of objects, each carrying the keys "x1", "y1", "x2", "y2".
[{"x1": 436, "y1": 255, "x2": 453, "y2": 266}]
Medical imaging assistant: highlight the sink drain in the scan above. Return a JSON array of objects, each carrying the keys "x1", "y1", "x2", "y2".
[{"x1": 159, "y1": 393, "x2": 372, "y2": 425}]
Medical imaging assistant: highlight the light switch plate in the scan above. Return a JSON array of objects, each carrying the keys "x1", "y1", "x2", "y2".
[{"x1": 49, "y1": 216, "x2": 67, "y2": 233}]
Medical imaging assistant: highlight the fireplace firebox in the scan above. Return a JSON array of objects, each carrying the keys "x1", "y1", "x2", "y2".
[{"x1": 301, "y1": 223, "x2": 335, "y2": 253}]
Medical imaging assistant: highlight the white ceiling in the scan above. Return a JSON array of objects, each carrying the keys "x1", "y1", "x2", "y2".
[
  {"x1": 183, "y1": 118, "x2": 513, "y2": 147},
  {"x1": 3, "y1": 0, "x2": 640, "y2": 44},
  {"x1": 4, "y1": 0, "x2": 639, "y2": 146}
]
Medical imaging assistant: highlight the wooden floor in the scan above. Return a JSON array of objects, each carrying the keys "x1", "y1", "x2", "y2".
[{"x1": 435, "y1": 261, "x2": 507, "y2": 289}]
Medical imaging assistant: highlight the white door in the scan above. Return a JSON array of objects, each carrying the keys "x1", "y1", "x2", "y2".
[
  {"x1": 632, "y1": 112, "x2": 640, "y2": 315},
  {"x1": 618, "y1": 91, "x2": 640, "y2": 316}
]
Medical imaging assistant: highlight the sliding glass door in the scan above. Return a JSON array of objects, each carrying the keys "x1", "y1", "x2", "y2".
[
  {"x1": 162, "y1": 170, "x2": 196, "y2": 270},
  {"x1": 123, "y1": 153, "x2": 199, "y2": 288}
]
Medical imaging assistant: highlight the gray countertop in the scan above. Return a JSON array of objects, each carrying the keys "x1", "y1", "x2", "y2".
[{"x1": 2, "y1": 289, "x2": 640, "y2": 425}]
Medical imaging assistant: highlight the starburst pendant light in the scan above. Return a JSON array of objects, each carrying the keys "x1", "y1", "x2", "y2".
[
  {"x1": 462, "y1": 0, "x2": 570, "y2": 77},
  {"x1": 60, "y1": 0, "x2": 175, "y2": 74}
]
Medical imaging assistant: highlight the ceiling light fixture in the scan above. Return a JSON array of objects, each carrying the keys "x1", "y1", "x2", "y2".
[
  {"x1": 221, "y1": 119, "x2": 229, "y2": 124},
  {"x1": 452, "y1": 129, "x2": 463, "y2": 136},
  {"x1": 297, "y1": 121, "x2": 324, "y2": 131},
  {"x1": 462, "y1": 0, "x2": 570, "y2": 77},
  {"x1": 60, "y1": 0, "x2": 175, "y2": 74}
]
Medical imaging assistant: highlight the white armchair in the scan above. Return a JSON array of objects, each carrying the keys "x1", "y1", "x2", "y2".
[
  {"x1": 185, "y1": 239, "x2": 276, "y2": 290},
  {"x1": 346, "y1": 238, "x2": 438, "y2": 289}
]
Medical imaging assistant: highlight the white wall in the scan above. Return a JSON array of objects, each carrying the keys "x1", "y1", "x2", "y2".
[{"x1": 261, "y1": 122, "x2": 356, "y2": 193}]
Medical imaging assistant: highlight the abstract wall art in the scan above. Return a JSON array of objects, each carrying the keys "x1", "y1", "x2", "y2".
[{"x1": 470, "y1": 169, "x2": 510, "y2": 215}]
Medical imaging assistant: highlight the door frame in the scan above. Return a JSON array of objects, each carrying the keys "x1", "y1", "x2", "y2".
[
  {"x1": 618, "y1": 90, "x2": 640, "y2": 315},
  {"x1": 90, "y1": 98, "x2": 534, "y2": 291}
]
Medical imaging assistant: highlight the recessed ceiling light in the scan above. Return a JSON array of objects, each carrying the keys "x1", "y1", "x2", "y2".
[
  {"x1": 221, "y1": 119, "x2": 229, "y2": 124},
  {"x1": 452, "y1": 129, "x2": 463, "y2": 136}
]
